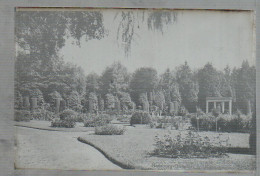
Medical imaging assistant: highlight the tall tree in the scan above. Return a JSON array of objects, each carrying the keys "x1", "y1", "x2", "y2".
[
  {"x1": 129, "y1": 67, "x2": 158, "y2": 105},
  {"x1": 232, "y1": 61, "x2": 256, "y2": 114},
  {"x1": 197, "y1": 63, "x2": 221, "y2": 111},
  {"x1": 154, "y1": 90, "x2": 165, "y2": 115},
  {"x1": 176, "y1": 62, "x2": 198, "y2": 112},
  {"x1": 159, "y1": 68, "x2": 181, "y2": 103},
  {"x1": 15, "y1": 11, "x2": 104, "y2": 103},
  {"x1": 85, "y1": 73, "x2": 100, "y2": 95},
  {"x1": 100, "y1": 62, "x2": 129, "y2": 97}
]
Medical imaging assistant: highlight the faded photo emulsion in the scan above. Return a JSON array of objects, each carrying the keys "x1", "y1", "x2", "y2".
[{"x1": 14, "y1": 8, "x2": 256, "y2": 171}]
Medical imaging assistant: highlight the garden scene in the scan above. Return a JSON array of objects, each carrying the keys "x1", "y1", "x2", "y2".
[{"x1": 14, "y1": 9, "x2": 256, "y2": 171}]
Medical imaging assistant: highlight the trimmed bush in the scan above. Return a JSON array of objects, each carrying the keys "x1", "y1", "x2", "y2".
[
  {"x1": 95, "y1": 124, "x2": 125, "y2": 135},
  {"x1": 59, "y1": 109, "x2": 77, "y2": 121},
  {"x1": 130, "y1": 111, "x2": 151, "y2": 125},
  {"x1": 51, "y1": 118, "x2": 75, "y2": 128},
  {"x1": 84, "y1": 114, "x2": 113, "y2": 127},
  {"x1": 150, "y1": 116, "x2": 188, "y2": 130},
  {"x1": 31, "y1": 109, "x2": 56, "y2": 121},
  {"x1": 190, "y1": 113, "x2": 251, "y2": 133},
  {"x1": 14, "y1": 110, "x2": 31, "y2": 122},
  {"x1": 249, "y1": 112, "x2": 256, "y2": 154},
  {"x1": 152, "y1": 131, "x2": 229, "y2": 158},
  {"x1": 117, "y1": 115, "x2": 131, "y2": 123}
]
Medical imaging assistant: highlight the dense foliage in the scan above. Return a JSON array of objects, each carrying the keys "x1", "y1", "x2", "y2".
[
  {"x1": 152, "y1": 131, "x2": 229, "y2": 158},
  {"x1": 190, "y1": 113, "x2": 251, "y2": 133},
  {"x1": 130, "y1": 111, "x2": 151, "y2": 125},
  {"x1": 51, "y1": 118, "x2": 76, "y2": 128},
  {"x1": 84, "y1": 114, "x2": 113, "y2": 127},
  {"x1": 95, "y1": 124, "x2": 126, "y2": 135},
  {"x1": 14, "y1": 110, "x2": 31, "y2": 122}
]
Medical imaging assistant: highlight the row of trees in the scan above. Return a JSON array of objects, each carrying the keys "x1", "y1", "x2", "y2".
[{"x1": 15, "y1": 54, "x2": 256, "y2": 115}]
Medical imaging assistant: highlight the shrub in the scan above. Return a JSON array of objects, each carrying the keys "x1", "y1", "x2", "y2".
[
  {"x1": 178, "y1": 106, "x2": 188, "y2": 116},
  {"x1": 51, "y1": 118, "x2": 76, "y2": 128},
  {"x1": 190, "y1": 113, "x2": 251, "y2": 133},
  {"x1": 31, "y1": 109, "x2": 56, "y2": 121},
  {"x1": 84, "y1": 114, "x2": 113, "y2": 127},
  {"x1": 59, "y1": 109, "x2": 77, "y2": 121},
  {"x1": 67, "y1": 91, "x2": 83, "y2": 112},
  {"x1": 14, "y1": 110, "x2": 31, "y2": 122},
  {"x1": 75, "y1": 113, "x2": 87, "y2": 122},
  {"x1": 150, "y1": 116, "x2": 180, "y2": 129},
  {"x1": 190, "y1": 113, "x2": 215, "y2": 131},
  {"x1": 249, "y1": 112, "x2": 256, "y2": 154},
  {"x1": 95, "y1": 124, "x2": 125, "y2": 135},
  {"x1": 152, "y1": 131, "x2": 229, "y2": 158},
  {"x1": 117, "y1": 115, "x2": 131, "y2": 123},
  {"x1": 130, "y1": 111, "x2": 151, "y2": 125}
]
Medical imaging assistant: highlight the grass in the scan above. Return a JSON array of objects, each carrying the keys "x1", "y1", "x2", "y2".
[
  {"x1": 79, "y1": 125, "x2": 256, "y2": 170},
  {"x1": 15, "y1": 120, "x2": 94, "y2": 132}
]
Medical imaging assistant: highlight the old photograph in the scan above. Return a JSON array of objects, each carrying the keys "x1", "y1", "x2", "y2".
[{"x1": 14, "y1": 8, "x2": 256, "y2": 171}]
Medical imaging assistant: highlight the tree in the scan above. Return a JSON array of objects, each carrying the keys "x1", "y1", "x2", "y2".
[
  {"x1": 232, "y1": 61, "x2": 256, "y2": 114},
  {"x1": 85, "y1": 73, "x2": 100, "y2": 95},
  {"x1": 159, "y1": 68, "x2": 182, "y2": 114},
  {"x1": 119, "y1": 92, "x2": 132, "y2": 112},
  {"x1": 154, "y1": 91, "x2": 165, "y2": 116},
  {"x1": 139, "y1": 93, "x2": 149, "y2": 112},
  {"x1": 197, "y1": 63, "x2": 222, "y2": 111},
  {"x1": 115, "y1": 10, "x2": 178, "y2": 56},
  {"x1": 48, "y1": 91, "x2": 62, "y2": 112},
  {"x1": 130, "y1": 67, "x2": 158, "y2": 105},
  {"x1": 88, "y1": 92, "x2": 98, "y2": 113},
  {"x1": 105, "y1": 93, "x2": 116, "y2": 110},
  {"x1": 67, "y1": 91, "x2": 82, "y2": 112},
  {"x1": 98, "y1": 97, "x2": 105, "y2": 112},
  {"x1": 15, "y1": 11, "x2": 104, "y2": 109},
  {"x1": 100, "y1": 62, "x2": 129, "y2": 97},
  {"x1": 176, "y1": 62, "x2": 198, "y2": 112}
]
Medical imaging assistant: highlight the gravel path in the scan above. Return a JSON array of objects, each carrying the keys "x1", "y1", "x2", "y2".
[{"x1": 15, "y1": 126, "x2": 122, "y2": 170}]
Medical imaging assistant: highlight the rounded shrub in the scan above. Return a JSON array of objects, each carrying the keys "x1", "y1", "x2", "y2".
[
  {"x1": 31, "y1": 109, "x2": 56, "y2": 121},
  {"x1": 14, "y1": 110, "x2": 31, "y2": 122},
  {"x1": 51, "y1": 118, "x2": 76, "y2": 128},
  {"x1": 84, "y1": 114, "x2": 113, "y2": 127},
  {"x1": 130, "y1": 111, "x2": 151, "y2": 125},
  {"x1": 59, "y1": 109, "x2": 77, "y2": 121},
  {"x1": 95, "y1": 124, "x2": 125, "y2": 135}
]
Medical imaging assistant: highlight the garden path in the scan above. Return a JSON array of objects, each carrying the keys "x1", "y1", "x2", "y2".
[{"x1": 15, "y1": 126, "x2": 122, "y2": 170}]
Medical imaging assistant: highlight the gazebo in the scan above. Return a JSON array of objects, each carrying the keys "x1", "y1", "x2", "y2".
[{"x1": 206, "y1": 97, "x2": 232, "y2": 115}]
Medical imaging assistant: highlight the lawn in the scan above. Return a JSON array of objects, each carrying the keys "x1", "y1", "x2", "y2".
[
  {"x1": 79, "y1": 125, "x2": 256, "y2": 171},
  {"x1": 15, "y1": 120, "x2": 94, "y2": 132}
]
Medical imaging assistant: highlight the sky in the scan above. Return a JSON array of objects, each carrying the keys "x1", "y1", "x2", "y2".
[{"x1": 59, "y1": 9, "x2": 255, "y2": 75}]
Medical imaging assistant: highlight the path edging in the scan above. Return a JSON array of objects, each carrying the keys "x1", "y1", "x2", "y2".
[{"x1": 77, "y1": 137, "x2": 136, "y2": 170}]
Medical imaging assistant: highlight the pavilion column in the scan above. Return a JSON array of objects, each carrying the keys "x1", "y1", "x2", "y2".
[
  {"x1": 214, "y1": 101, "x2": 216, "y2": 109},
  {"x1": 206, "y1": 100, "x2": 209, "y2": 113},
  {"x1": 221, "y1": 102, "x2": 225, "y2": 113},
  {"x1": 229, "y1": 100, "x2": 232, "y2": 115}
]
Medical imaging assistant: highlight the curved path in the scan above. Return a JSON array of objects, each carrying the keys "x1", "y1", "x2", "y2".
[{"x1": 15, "y1": 126, "x2": 122, "y2": 170}]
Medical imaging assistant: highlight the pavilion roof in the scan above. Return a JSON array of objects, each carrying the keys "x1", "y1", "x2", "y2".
[{"x1": 206, "y1": 97, "x2": 232, "y2": 101}]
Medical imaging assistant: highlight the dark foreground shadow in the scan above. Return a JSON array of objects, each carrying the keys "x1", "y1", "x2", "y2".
[{"x1": 227, "y1": 147, "x2": 256, "y2": 155}]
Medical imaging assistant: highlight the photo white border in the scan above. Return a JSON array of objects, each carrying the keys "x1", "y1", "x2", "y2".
[{"x1": 0, "y1": 0, "x2": 258, "y2": 176}]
